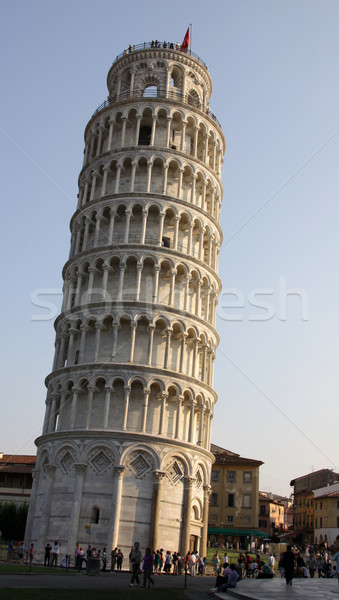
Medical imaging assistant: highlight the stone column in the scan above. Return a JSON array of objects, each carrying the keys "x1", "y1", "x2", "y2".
[
  {"x1": 149, "y1": 471, "x2": 166, "y2": 550},
  {"x1": 122, "y1": 386, "x2": 130, "y2": 431},
  {"x1": 201, "y1": 485, "x2": 212, "y2": 555},
  {"x1": 24, "y1": 469, "x2": 40, "y2": 549},
  {"x1": 69, "y1": 387, "x2": 78, "y2": 429},
  {"x1": 127, "y1": 321, "x2": 137, "y2": 363},
  {"x1": 108, "y1": 211, "x2": 115, "y2": 244},
  {"x1": 140, "y1": 209, "x2": 148, "y2": 244},
  {"x1": 94, "y1": 323, "x2": 103, "y2": 362},
  {"x1": 166, "y1": 116, "x2": 173, "y2": 147},
  {"x1": 175, "y1": 395, "x2": 184, "y2": 439},
  {"x1": 117, "y1": 263, "x2": 126, "y2": 299},
  {"x1": 147, "y1": 325, "x2": 155, "y2": 366},
  {"x1": 177, "y1": 167, "x2": 184, "y2": 199},
  {"x1": 107, "y1": 119, "x2": 114, "y2": 151},
  {"x1": 141, "y1": 389, "x2": 150, "y2": 432},
  {"x1": 181, "y1": 121, "x2": 187, "y2": 151},
  {"x1": 169, "y1": 269, "x2": 176, "y2": 305},
  {"x1": 110, "y1": 322, "x2": 119, "y2": 360},
  {"x1": 162, "y1": 164, "x2": 168, "y2": 194},
  {"x1": 67, "y1": 463, "x2": 87, "y2": 554},
  {"x1": 107, "y1": 466, "x2": 125, "y2": 551},
  {"x1": 135, "y1": 264, "x2": 143, "y2": 301},
  {"x1": 36, "y1": 465, "x2": 56, "y2": 552},
  {"x1": 86, "y1": 386, "x2": 95, "y2": 429},
  {"x1": 115, "y1": 164, "x2": 122, "y2": 193},
  {"x1": 158, "y1": 392, "x2": 168, "y2": 435},
  {"x1": 130, "y1": 161, "x2": 137, "y2": 192},
  {"x1": 193, "y1": 126, "x2": 199, "y2": 157},
  {"x1": 146, "y1": 160, "x2": 152, "y2": 193},
  {"x1": 124, "y1": 211, "x2": 131, "y2": 243},
  {"x1": 181, "y1": 476, "x2": 195, "y2": 555},
  {"x1": 57, "y1": 393, "x2": 66, "y2": 431},
  {"x1": 82, "y1": 219, "x2": 90, "y2": 251},
  {"x1": 163, "y1": 328, "x2": 172, "y2": 369},
  {"x1": 150, "y1": 115, "x2": 157, "y2": 145},
  {"x1": 103, "y1": 386, "x2": 112, "y2": 428},
  {"x1": 188, "y1": 399, "x2": 196, "y2": 443},
  {"x1": 78, "y1": 325, "x2": 88, "y2": 363},
  {"x1": 120, "y1": 117, "x2": 127, "y2": 146},
  {"x1": 135, "y1": 115, "x2": 141, "y2": 145},
  {"x1": 96, "y1": 126, "x2": 104, "y2": 156},
  {"x1": 197, "y1": 406, "x2": 205, "y2": 446},
  {"x1": 89, "y1": 172, "x2": 97, "y2": 202},
  {"x1": 101, "y1": 167, "x2": 108, "y2": 196},
  {"x1": 173, "y1": 216, "x2": 180, "y2": 250},
  {"x1": 158, "y1": 211, "x2": 165, "y2": 245},
  {"x1": 153, "y1": 266, "x2": 160, "y2": 302}
]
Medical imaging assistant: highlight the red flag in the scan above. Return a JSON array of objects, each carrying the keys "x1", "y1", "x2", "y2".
[{"x1": 180, "y1": 28, "x2": 189, "y2": 52}]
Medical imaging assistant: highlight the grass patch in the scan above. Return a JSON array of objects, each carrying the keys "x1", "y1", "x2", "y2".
[
  {"x1": 0, "y1": 564, "x2": 78, "y2": 575},
  {"x1": 0, "y1": 590, "x2": 186, "y2": 600}
]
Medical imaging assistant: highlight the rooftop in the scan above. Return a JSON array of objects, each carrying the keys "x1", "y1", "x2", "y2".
[
  {"x1": 211, "y1": 443, "x2": 263, "y2": 467},
  {"x1": 111, "y1": 41, "x2": 208, "y2": 69}
]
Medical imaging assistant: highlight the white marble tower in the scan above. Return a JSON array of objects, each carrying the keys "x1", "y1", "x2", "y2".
[{"x1": 25, "y1": 40, "x2": 225, "y2": 562}]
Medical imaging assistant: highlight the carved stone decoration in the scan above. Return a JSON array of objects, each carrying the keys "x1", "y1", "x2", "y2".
[
  {"x1": 59, "y1": 450, "x2": 75, "y2": 474},
  {"x1": 89, "y1": 449, "x2": 112, "y2": 474},
  {"x1": 166, "y1": 460, "x2": 184, "y2": 486},
  {"x1": 128, "y1": 452, "x2": 152, "y2": 479}
]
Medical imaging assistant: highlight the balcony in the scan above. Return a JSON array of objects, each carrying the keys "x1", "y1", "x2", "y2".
[
  {"x1": 112, "y1": 41, "x2": 208, "y2": 68},
  {"x1": 92, "y1": 88, "x2": 221, "y2": 128}
]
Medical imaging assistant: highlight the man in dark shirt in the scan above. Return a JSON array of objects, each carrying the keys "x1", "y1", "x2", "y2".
[{"x1": 281, "y1": 545, "x2": 295, "y2": 585}]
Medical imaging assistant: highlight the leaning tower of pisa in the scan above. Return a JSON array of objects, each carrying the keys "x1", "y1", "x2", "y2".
[{"x1": 25, "y1": 40, "x2": 225, "y2": 561}]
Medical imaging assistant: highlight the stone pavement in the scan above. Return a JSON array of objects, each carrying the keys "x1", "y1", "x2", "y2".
[
  {"x1": 224, "y1": 577, "x2": 339, "y2": 600},
  {"x1": 0, "y1": 568, "x2": 339, "y2": 600}
]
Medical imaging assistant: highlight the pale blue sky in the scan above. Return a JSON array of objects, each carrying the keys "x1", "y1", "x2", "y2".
[{"x1": 1, "y1": 0, "x2": 338, "y2": 496}]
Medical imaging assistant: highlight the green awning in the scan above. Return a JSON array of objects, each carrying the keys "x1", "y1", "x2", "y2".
[{"x1": 208, "y1": 527, "x2": 267, "y2": 538}]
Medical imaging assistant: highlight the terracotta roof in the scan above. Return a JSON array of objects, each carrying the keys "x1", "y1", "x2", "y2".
[
  {"x1": 259, "y1": 493, "x2": 283, "y2": 505},
  {"x1": 211, "y1": 443, "x2": 263, "y2": 466},
  {"x1": 0, "y1": 455, "x2": 36, "y2": 465},
  {"x1": 314, "y1": 491, "x2": 339, "y2": 500},
  {"x1": 0, "y1": 465, "x2": 34, "y2": 474}
]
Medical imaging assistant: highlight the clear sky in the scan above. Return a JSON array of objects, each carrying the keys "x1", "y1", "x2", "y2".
[{"x1": 1, "y1": 0, "x2": 338, "y2": 497}]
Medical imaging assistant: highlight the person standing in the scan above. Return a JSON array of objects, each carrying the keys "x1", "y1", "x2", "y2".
[
  {"x1": 307, "y1": 555, "x2": 316, "y2": 578},
  {"x1": 111, "y1": 547, "x2": 118, "y2": 571},
  {"x1": 102, "y1": 548, "x2": 107, "y2": 571},
  {"x1": 129, "y1": 541, "x2": 142, "y2": 587},
  {"x1": 52, "y1": 541, "x2": 61, "y2": 567},
  {"x1": 142, "y1": 547, "x2": 155, "y2": 588},
  {"x1": 116, "y1": 548, "x2": 124, "y2": 571},
  {"x1": 44, "y1": 543, "x2": 52, "y2": 567},
  {"x1": 29, "y1": 543, "x2": 34, "y2": 566},
  {"x1": 281, "y1": 545, "x2": 295, "y2": 585},
  {"x1": 332, "y1": 550, "x2": 339, "y2": 586},
  {"x1": 18, "y1": 542, "x2": 24, "y2": 564},
  {"x1": 268, "y1": 553, "x2": 276, "y2": 574}
]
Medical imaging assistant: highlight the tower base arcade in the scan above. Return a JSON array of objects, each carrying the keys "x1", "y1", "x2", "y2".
[{"x1": 25, "y1": 432, "x2": 212, "y2": 561}]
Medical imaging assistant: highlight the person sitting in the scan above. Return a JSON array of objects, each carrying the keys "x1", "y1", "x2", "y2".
[
  {"x1": 208, "y1": 563, "x2": 239, "y2": 595},
  {"x1": 257, "y1": 563, "x2": 274, "y2": 579}
]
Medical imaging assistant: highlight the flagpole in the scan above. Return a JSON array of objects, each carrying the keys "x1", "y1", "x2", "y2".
[{"x1": 189, "y1": 23, "x2": 192, "y2": 53}]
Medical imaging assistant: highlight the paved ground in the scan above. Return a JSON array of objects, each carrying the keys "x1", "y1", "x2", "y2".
[
  {"x1": 0, "y1": 568, "x2": 338, "y2": 600},
  {"x1": 225, "y1": 577, "x2": 339, "y2": 600}
]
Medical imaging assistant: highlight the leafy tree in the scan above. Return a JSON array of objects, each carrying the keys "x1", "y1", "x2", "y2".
[{"x1": 0, "y1": 501, "x2": 28, "y2": 541}]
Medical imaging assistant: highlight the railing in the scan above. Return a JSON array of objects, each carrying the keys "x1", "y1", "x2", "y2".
[
  {"x1": 112, "y1": 41, "x2": 207, "y2": 68},
  {"x1": 92, "y1": 88, "x2": 221, "y2": 127}
]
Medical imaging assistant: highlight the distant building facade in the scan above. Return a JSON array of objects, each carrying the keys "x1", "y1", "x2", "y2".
[
  {"x1": 290, "y1": 469, "x2": 339, "y2": 546},
  {"x1": 0, "y1": 454, "x2": 35, "y2": 506},
  {"x1": 208, "y1": 444, "x2": 265, "y2": 548},
  {"x1": 313, "y1": 482, "x2": 339, "y2": 548},
  {"x1": 258, "y1": 492, "x2": 285, "y2": 536}
]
